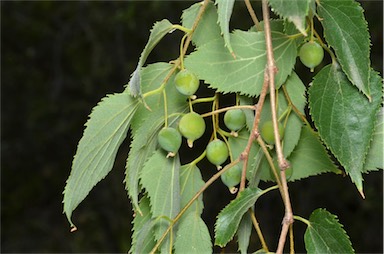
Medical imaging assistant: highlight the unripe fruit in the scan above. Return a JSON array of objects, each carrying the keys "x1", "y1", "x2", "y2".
[
  {"x1": 224, "y1": 109, "x2": 246, "y2": 131},
  {"x1": 260, "y1": 121, "x2": 284, "y2": 144},
  {"x1": 174, "y1": 69, "x2": 200, "y2": 96},
  {"x1": 221, "y1": 164, "x2": 241, "y2": 189},
  {"x1": 206, "y1": 139, "x2": 229, "y2": 166},
  {"x1": 157, "y1": 127, "x2": 182, "y2": 157},
  {"x1": 178, "y1": 112, "x2": 205, "y2": 147},
  {"x1": 299, "y1": 41, "x2": 324, "y2": 71}
]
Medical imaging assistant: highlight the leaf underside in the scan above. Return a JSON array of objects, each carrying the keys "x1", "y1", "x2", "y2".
[
  {"x1": 216, "y1": 0, "x2": 236, "y2": 54},
  {"x1": 63, "y1": 93, "x2": 139, "y2": 227}
]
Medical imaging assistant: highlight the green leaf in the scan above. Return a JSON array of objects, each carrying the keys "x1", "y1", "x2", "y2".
[
  {"x1": 180, "y1": 164, "x2": 205, "y2": 216},
  {"x1": 364, "y1": 107, "x2": 384, "y2": 172},
  {"x1": 236, "y1": 212, "x2": 252, "y2": 254},
  {"x1": 130, "y1": 196, "x2": 156, "y2": 254},
  {"x1": 174, "y1": 213, "x2": 212, "y2": 254},
  {"x1": 259, "y1": 125, "x2": 341, "y2": 182},
  {"x1": 63, "y1": 93, "x2": 139, "y2": 227},
  {"x1": 140, "y1": 150, "x2": 181, "y2": 252},
  {"x1": 185, "y1": 30, "x2": 297, "y2": 96},
  {"x1": 125, "y1": 63, "x2": 188, "y2": 211},
  {"x1": 317, "y1": 0, "x2": 371, "y2": 99},
  {"x1": 269, "y1": 0, "x2": 311, "y2": 36},
  {"x1": 215, "y1": 188, "x2": 262, "y2": 247},
  {"x1": 128, "y1": 19, "x2": 174, "y2": 96},
  {"x1": 182, "y1": 1, "x2": 222, "y2": 47},
  {"x1": 308, "y1": 65, "x2": 382, "y2": 193},
  {"x1": 215, "y1": 0, "x2": 236, "y2": 55},
  {"x1": 287, "y1": 125, "x2": 341, "y2": 181},
  {"x1": 304, "y1": 208, "x2": 354, "y2": 254}
]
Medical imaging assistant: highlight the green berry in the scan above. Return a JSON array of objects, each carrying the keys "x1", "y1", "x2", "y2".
[
  {"x1": 224, "y1": 109, "x2": 246, "y2": 131},
  {"x1": 174, "y1": 69, "x2": 200, "y2": 96},
  {"x1": 178, "y1": 112, "x2": 206, "y2": 147},
  {"x1": 206, "y1": 139, "x2": 229, "y2": 166},
  {"x1": 221, "y1": 164, "x2": 242, "y2": 189},
  {"x1": 260, "y1": 121, "x2": 284, "y2": 144},
  {"x1": 157, "y1": 127, "x2": 182, "y2": 156},
  {"x1": 299, "y1": 41, "x2": 324, "y2": 71}
]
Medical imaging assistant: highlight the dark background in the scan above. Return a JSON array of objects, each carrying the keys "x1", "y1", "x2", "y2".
[{"x1": 1, "y1": 1, "x2": 382, "y2": 253}]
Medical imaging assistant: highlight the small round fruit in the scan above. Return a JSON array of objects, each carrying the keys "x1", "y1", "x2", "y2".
[
  {"x1": 157, "y1": 127, "x2": 182, "y2": 156},
  {"x1": 174, "y1": 69, "x2": 200, "y2": 96},
  {"x1": 178, "y1": 112, "x2": 206, "y2": 147},
  {"x1": 206, "y1": 139, "x2": 229, "y2": 166},
  {"x1": 221, "y1": 164, "x2": 242, "y2": 189},
  {"x1": 299, "y1": 41, "x2": 324, "y2": 71},
  {"x1": 224, "y1": 109, "x2": 246, "y2": 131},
  {"x1": 260, "y1": 121, "x2": 284, "y2": 144}
]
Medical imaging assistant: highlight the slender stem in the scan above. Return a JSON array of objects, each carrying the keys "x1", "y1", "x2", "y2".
[
  {"x1": 190, "y1": 150, "x2": 207, "y2": 166},
  {"x1": 293, "y1": 215, "x2": 311, "y2": 226},
  {"x1": 261, "y1": 1, "x2": 294, "y2": 253},
  {"x1": 289, "y1": 224, "x2": 294, "y2": 254},
  {"x1": 249, "y1": 209, "x2": 269, "y2": 252},
  {"x1": 200, "y1": 105, "x2": 256, "y2": 118},
  {"x1": 238, "y1": 71, "x2": 270, "y2": 192},
  {"x1": 244, "y1": 0, "x2": 262, "y2": 31}
]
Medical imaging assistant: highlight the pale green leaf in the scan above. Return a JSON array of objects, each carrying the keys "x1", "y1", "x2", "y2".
[
  {"x1": 185, "y1": 30, "x2": 297, "y2": 96},
  {"x1": 304, "y1": 208, "x2": 354, "y2": 254},
  {"x1": 215, "y1": 188, "x2": 262, "y2": 247},
  {"x1": 63, "y1": 93, "x2": 139, "y2": 227},
  {"x1": 180, "y1": 164, "x2": 205, "y2": 216},
  {"x1": 269, "y1": 0, "x2": 311, "y2": 35},
  {"x1": 174, "y1": 213, "x2": 212, "y2": 254},
  {"x1": 317, "y1": 0, "x2": 371, "y2": 99},
  {"x1": 128, "y1": 19, "x2": 174, "y2": 96},
  {"x1": 237, "y1": 212, "x2": 252, "y2": 254},
  {"x1": 364, "y1": 107, "x2": 384, "y2": 172},
  {"x1": 130, "y1": 196, "x2": 156, "y2": 254},
  {"x1": 216, "y1": 0, "x2": 236, "y2": 55},
  {"x1": 308, "y1": 65, "x2": 382, "y2": 192},
  {"x1": 140, "y1": 150, "x2": 181, "y2": 252},
  {"x1": 182, "y1": 1, "x2": 222, "y2": 47},
  {"x1": 125, "y1": 63, "x2": 188, "y2": 211}
]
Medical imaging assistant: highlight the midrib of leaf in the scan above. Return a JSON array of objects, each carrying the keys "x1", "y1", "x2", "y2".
[{"x1": 71, "y1": 103, "x2": 137, "y2": 195}]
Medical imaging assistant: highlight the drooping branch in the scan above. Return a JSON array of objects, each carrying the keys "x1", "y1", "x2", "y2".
[{"x1": 261, "y1": 1, "x2": 294, "y2": 253}]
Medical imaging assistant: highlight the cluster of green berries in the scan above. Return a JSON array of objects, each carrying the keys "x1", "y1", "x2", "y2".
[{"x1": 157, "y1": 68, "x2": 287, "y2": 190}]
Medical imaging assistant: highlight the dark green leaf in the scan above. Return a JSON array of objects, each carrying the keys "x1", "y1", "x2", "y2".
[
  {"x1": 309, "y1": 65, "x2": 382, "y2": 192},
  {"x1": 63, "y1": 93, "x2": 139, "y2": 227},
  {"x1": 216, "y1": 0, "x2": 236, "y2": 54},
  {"x1": 185, "y1": 30, "x2": 297, "y2": 96},
  {"x1": 269, "y1": 0, "x2": 311, "y2": 35},
  {"x1": 304, "y1": 208, "x2": 354, "y2": 254},
  {"x1": 317, "y1": 0, "x2": 371, "y2": 98},
  {"x1": 174, "y1": 213, "x2": 212, "y2": 254},
  {"x1": 236, "y1": 212, "x2": 252, "y2": 254},
  {"x1": 364, "y1": 107, "x2": 384, "y2": 172},
  {"x1": 215, "y1": 188, "x2": 262, "y2": 247}
]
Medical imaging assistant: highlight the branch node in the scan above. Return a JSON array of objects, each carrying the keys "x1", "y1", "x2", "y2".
[{"x1": 279, "y1": 160, "x2": 291, "y2": 171}]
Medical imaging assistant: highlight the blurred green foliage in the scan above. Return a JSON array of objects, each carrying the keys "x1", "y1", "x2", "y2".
[{"x1": 1, "y1": 1, "x2": 382, "y2": 253}]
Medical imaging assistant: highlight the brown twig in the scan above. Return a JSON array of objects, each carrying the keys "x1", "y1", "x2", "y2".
[
  {"x1": 261, "y1": 1, "x2": 294, "y2": 253},
  {"x1": 244, "y1": 0, "x2": 262, "y2": 31}
]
